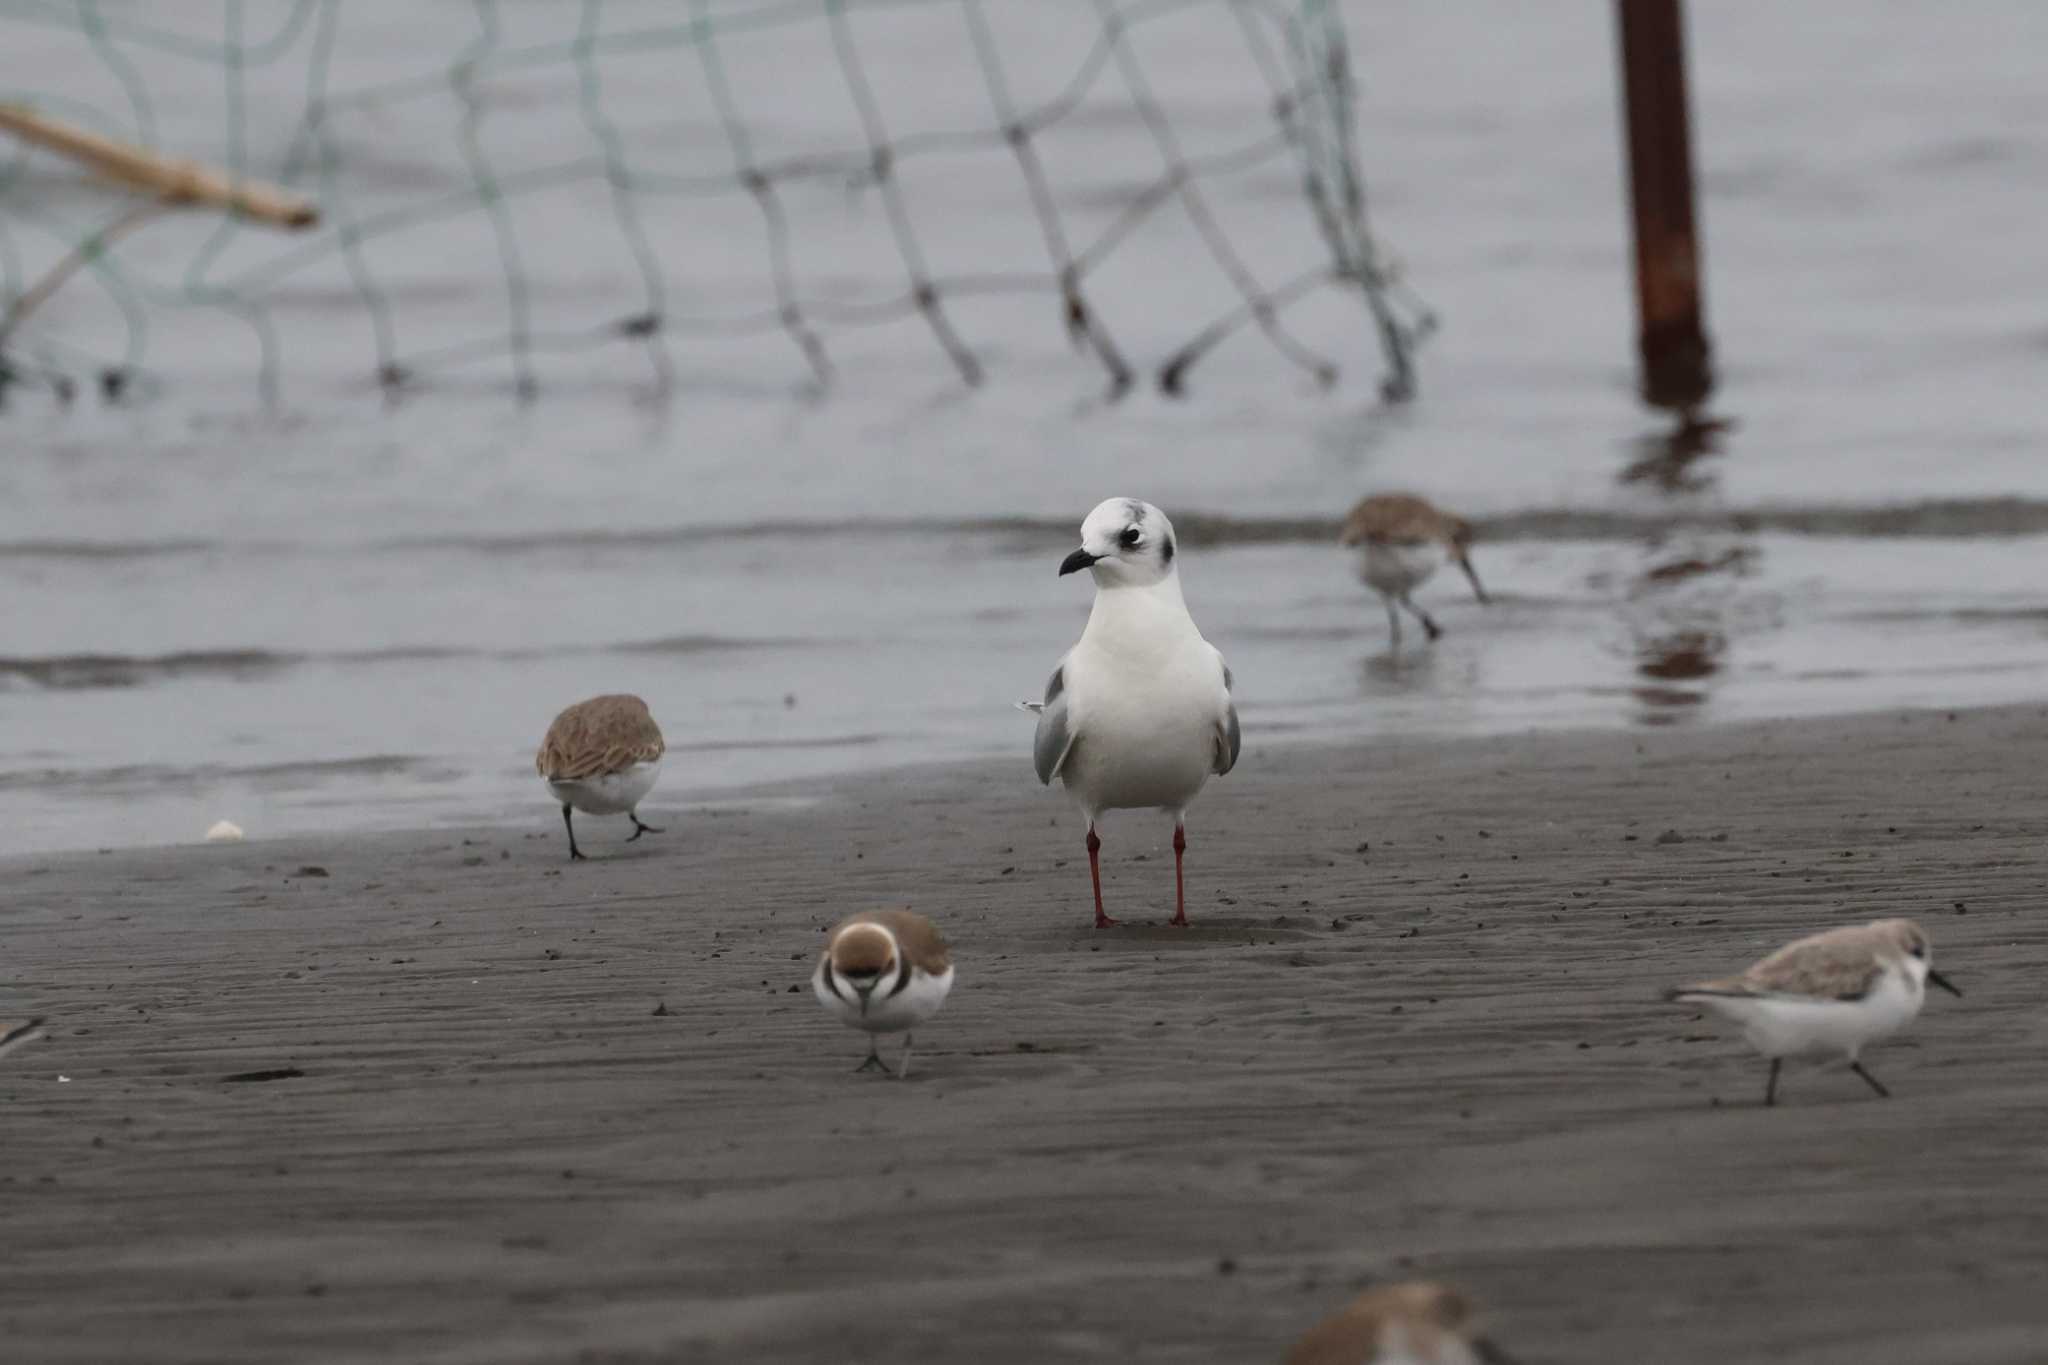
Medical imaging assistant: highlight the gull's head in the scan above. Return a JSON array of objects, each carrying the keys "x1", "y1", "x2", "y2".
[
  {"x1": 1875, "y1": 917, "x2": 1961, "y2": 997},
  {"x1": 1059, "y1": 497, "x2": 1178, "y2": 588},
  {"x1": 825, "y1": 922, "x2": 899, "y2": 1008}
]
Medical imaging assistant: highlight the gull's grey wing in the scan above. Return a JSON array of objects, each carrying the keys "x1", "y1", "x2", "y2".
[
  {"x1": 1032, "y1": 665, "x2": 1077, "y2": 785},
  {"x1": 1214, "y1": 659, "x2": 1241, "y2": 776}
]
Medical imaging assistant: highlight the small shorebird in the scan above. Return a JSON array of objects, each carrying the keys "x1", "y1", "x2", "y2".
[
  {"x1": 535, "y1": 694, "x2": 665, "y2": 862},
  {"x1": 811, "y1": 909, "x2": 954, "y2": 1078},
  {"x1": 1026, "y1": 498, "x2": 1240, "y2": 929},
  {"x1": 1338, "y1": 494, "x2": 1488, "y2": 646},
  {"x1": 1286, "y1": 1281, "x2": 1521, "y2": 1365},
  {"x1": 0, "y1": 1018, "x2": 46, "y2": 1059},
  {"x1": 1666, "y1": 917, "x2": 1961, "y2": 1106}
]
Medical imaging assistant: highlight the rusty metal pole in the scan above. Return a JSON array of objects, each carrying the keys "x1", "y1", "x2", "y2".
[{"x1": 1616, "y1": 0, "x2": 1713, "y2": 412}]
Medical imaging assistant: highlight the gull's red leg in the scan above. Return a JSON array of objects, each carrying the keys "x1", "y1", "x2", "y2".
[
  {"x1": 1088, "y1": 825, "x2": 1118, "y2": 928},
  {"x1": 1170, "y1": 822, "x2": 1188, "y2": 927}
]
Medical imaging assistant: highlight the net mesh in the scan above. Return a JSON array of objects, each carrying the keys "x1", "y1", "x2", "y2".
[{"x1": 0, "y1": 0, "x2": 1431, "y2": 407}]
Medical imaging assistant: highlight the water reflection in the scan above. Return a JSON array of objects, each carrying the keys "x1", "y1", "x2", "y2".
[
  {"x1": 1616, "y1": 409, "x2": 1748, "y2": 725},
  {"x1": 1637, "y1": 629, "x2": 1725, "y2": 681},
  {"x1": 1636, "y1": 545, "x2": 1754, "y2": 589},
  {"x1": 1361, "y1": 643, "x2": 1439, "y2": 690},
  {"x1": 1619, "y1": 412, "x2": 1734, "y2": 493},
  {"x1": 1632, "y1": 630, "x2": 1726, "y2": 724}
]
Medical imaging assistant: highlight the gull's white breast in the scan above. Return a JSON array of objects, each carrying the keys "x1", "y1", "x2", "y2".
[
  {"x1": 1061, "y1": 636, "x2": 1222, "y2": 815},
  {"x1": 1699, "y1": 966, "x2": 1923, "y2": 1061},
  {"x1": 812, "y1": 965, "x2": 954, "y2": 1035},
  {"x1": 547, "y1": 760, "x2": 661, "y2": 816},
  {"x1": 1358, "y1": 539, "x2": 1445, "y2": 597}
]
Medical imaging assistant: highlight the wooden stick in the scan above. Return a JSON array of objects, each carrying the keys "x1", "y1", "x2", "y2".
[
  {"x1": 0, "y1": 102, "x2": 318, "y2": 230},
  {"x1": 1614, "y1": 0, "x2": 1712, "y2": 412}
]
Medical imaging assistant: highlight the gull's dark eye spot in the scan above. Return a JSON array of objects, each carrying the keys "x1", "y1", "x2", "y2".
[
  {"x1": 1119, "y1": 526, "x2": 1142, "y2": 548},
  {"x1": 1908, "y1": 942, "x2": 1926, "y2": 959}
]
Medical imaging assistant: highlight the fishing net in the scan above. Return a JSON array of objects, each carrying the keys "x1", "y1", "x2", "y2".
[{"x1": 0, "y1": 0, "x2": 1430, "y2": 406}]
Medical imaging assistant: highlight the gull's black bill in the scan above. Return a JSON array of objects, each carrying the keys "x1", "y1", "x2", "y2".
[
  {"x1": 1059, "y1": 548, "x2": 1102, "y2": 576},
  {"x1": 1928, "y1": 968, "x2": 1962, "y2": 997}
]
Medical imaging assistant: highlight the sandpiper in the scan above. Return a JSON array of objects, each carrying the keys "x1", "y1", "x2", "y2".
[
  {"x1": 812, "y1": 909, "x2": 954, "y2": 1078},
  {"x1": 535, "y1": 694, "x2": 665, "y2": 862},
  {"x1": 1286, "y1": 1281, "x2": 1521, "y2": 1365},
  {"x1": 1026, "y1": 498, "x2": 1240, "y2": 928},
  {"x1": 1666, "y1": 917, "x2": 1960, "y2": 1106},
  {"x1": 1338, "y1": 494, "x2": 1488, "y2": 646}
]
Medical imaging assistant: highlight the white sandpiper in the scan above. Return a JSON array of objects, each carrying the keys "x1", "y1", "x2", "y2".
[
  {"x1": 1338, "y1": 493, "x2": 1488, "y2": 646},
  {"x1": 535, "y1": 694, "x2": 665, "y2": 862},
  {"x1": 1025, "y1": 498, "x2": 1240, "y2": 929},
  {"x1": 812, "y1": 909, "x2": 954, "y2": 1079},
  {"x1": 1666, "y1": 917, "x2": 1960, "y2": 1106}
]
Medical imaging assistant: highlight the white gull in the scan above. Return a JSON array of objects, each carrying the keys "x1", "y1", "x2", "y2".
[{"x1": 1024, "y1": 498, "x2": 1239, "y2": 928}]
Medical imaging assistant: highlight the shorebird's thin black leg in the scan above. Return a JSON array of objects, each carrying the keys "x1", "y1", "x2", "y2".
[
  {"x1": 1383, "y1": 597, "x2": 1402, "y2": 647},
  {"x1": 563, "y1": 805, "x2": 587, "y2": 862},
  {"x1": 897, "y1": 1032, "x2": 915, "y2": 1081},
  {"x1": 1850, "y1": 1060, "x2": 1891, "y2": 1099},
  {"x1": 627, "y1": 812, "x2": 663, "y2": 841},
  {"x1": 1402, "y1": 595, "x2": 1443, "y2": 641},
  {"x1": 1764, "y1": 1058, "x2": 1781, "y2": 1107}
]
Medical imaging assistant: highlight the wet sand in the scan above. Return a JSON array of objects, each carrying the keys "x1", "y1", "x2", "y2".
[{"x1": 6, "y1": 705, "x2": 2048, "y2": 1364}]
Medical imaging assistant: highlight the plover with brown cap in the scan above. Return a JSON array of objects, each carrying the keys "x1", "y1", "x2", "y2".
[
  {"x1": 1666, "y1": 917, "x2": 1961, "y2": 1106},
  {"x1": 1338, "y1": 493, "x2": 1488, "y2": 646},
  {"x1": 1025, "y1": 498, "x2": 1240, "y2": 929},
  {"x1": 812, "y1": 910, "x2": 954, "y2": 1078},
  {"x1": 535, "y1": 694, "x2": 665, "y2": 862},
  {"x1": 0, "y1": 1018, "x2": 46, "y2": 1059},
  {"x1": 1286, "y1": 1281, "x2": 1521, "y2": 1365}
]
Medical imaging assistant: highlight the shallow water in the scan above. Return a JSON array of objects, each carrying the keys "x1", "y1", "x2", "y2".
[{"x1": 7, "y1": 2, "x2": 2048, "y2": 853}]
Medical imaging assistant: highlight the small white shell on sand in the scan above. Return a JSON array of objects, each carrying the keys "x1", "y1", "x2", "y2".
[{"x1": 205, "y1": 820, "x2": 245, "y2": 842}]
